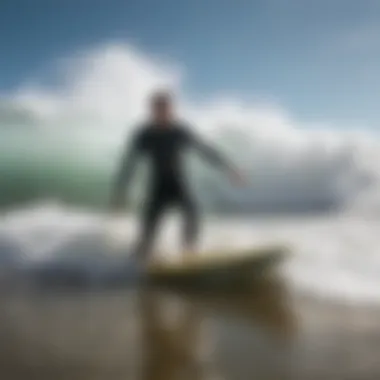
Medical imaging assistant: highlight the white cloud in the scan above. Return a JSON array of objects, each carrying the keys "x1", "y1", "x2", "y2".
[
  {"x1": 1, "y1": 41, "x2": 380, "y2": 213},
  {"x1": 9, "y1": 43, "x2": 182, "y2": 127}
]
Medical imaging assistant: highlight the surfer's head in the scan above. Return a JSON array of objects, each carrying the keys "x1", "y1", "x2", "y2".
[{"x1": 149, "y1": 90, "x2": 174, "y2": 124}]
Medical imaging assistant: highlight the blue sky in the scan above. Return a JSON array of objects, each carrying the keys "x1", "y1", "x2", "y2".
[{"x1": 1, "y1": 0, "x2": 380, "y2": 127}]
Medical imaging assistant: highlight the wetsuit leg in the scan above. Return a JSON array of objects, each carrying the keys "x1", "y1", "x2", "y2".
[
  {"x1": 177, "y1": 189, "x2": 199, "y2": 251},
  {"x1": 134, "y1": 190, "x2": 168, "y2": 260}
]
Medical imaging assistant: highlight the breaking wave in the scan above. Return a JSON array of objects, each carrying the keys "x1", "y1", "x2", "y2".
[{"x1": 1, "y1": 42, "x2": 380, "y2": 303}]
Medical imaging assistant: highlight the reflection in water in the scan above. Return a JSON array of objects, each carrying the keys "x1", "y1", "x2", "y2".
[
  {"x1": 180, "y1": 277, "x2": 296, "y2": 338},
  {"x1": 8, "y1": 276, "x2": 380, "y2": 379},
  {"x1": 139, "y1": 289, "x2": 213, "y2": 379},
  {"x1": 0, "y1": 278, "x2": 294, "y2": 380},
  {"x1": 138, "y1": 277, "x2": 295, "y2": 380}
]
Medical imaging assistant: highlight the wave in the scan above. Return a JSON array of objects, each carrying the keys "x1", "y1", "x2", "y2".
[
  {"x1": 0, "y1": 43, "x2": 378, "y2": 214},
  {"x1": 0, "y1": 123, "x2": 378, "y2": 215},
  {"x1": 0, "y1": 42, "x2": 379, "y2": 214},
  {"x1": 0, "y1": 204, "x2": 379, "y2": 304}
]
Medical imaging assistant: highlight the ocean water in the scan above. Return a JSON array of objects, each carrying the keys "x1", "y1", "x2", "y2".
[
  {"x1": 1, "y1": 118, "x2": 380, "y2": 379},
  {"x1": 2, "y1": 42, "x2": 380, "y2": 378},
  {"x1": 1, "y1": 268, "x2": 380, "y2": 379}
]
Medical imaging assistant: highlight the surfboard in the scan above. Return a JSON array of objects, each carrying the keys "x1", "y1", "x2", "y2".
[{"x1": 145, "y1": 245, "x2": 289, "y2": 288}]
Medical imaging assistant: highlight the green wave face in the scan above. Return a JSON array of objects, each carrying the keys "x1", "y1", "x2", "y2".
[{"x1": 0, "y1": 129, "x2": 115, "y2": 209}]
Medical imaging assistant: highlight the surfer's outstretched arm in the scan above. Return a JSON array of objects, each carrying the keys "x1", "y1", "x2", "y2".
[
  {"x1": 183, "y1": 127, "x2": 246, "y2": 186},
  {"x1": 110, "y1": 131, "x2": 143, "y2": 210},
  {"x1": 185, "y1": 129, "x2": 230, "y2": 169}
]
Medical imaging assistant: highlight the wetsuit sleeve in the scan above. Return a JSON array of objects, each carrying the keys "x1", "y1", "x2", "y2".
[
  {"x1": 184, "y1": 128, "x2": 232, "y2": 170},
  {"x1": 111, "y1": 130, "x2": 144, "y2": 205}
]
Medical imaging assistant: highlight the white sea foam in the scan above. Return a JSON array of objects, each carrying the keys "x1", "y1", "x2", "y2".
[{"x1": 0, "y1": 204, "x2": 379, "y2": 304}]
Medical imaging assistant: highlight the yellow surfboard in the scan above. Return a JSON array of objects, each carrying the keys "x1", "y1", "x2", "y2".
[{"x1": 146, "y1": 245, "x2": 289, "y2": 288}]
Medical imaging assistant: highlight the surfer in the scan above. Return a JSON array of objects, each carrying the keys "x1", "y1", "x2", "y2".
[{"x1": 109, "y1": 90, "x2": 245, "y2": 261}]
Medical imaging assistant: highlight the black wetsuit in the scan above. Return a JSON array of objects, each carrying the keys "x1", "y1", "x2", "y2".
[{"x1": 113, "y1": 121, "x2": 230, "y2": 257}]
